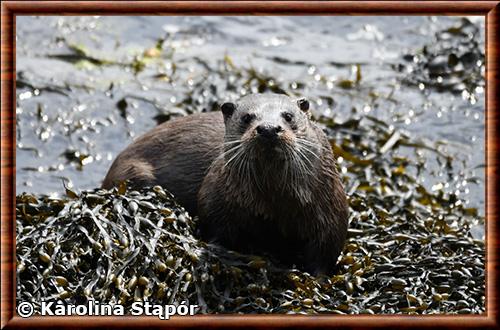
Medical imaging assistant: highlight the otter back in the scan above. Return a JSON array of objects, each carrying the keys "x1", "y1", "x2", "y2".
[{"x1": 102, "y1": 112, "x2": 224, "y2": 214}]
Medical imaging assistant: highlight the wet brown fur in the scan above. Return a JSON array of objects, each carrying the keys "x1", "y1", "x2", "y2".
[{"x1": 102, "y1": 112, "x2": 225, "y2": 214}]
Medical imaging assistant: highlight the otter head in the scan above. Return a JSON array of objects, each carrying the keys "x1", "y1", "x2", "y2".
[
  {"x1": 218, "y1": 94, "x2": 321, "y2": 195},
  {"x1": 220, "y1": 94, "x2": 311, "y2": 157}
]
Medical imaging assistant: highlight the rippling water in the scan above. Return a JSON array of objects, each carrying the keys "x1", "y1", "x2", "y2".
[{"x1": 15, "y1": 16, "x2": 485, "y2": 213}]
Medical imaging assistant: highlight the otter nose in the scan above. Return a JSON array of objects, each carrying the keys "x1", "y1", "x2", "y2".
[{"x1": 256, "y1": 124, "x2": 282, "y2": 139}]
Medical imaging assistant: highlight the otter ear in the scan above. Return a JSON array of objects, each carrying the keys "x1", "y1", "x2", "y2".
[
  {"x1": 221, "y1": 102, "x2": 236, "y2": 118},
  {"x1": 296, "y1": 98, "x2": 309, "y2": 112}
]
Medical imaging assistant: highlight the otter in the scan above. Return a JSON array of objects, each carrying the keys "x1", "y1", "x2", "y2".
[{"x1": 102, "y1": 94, "x2": 349, "y2": 274}]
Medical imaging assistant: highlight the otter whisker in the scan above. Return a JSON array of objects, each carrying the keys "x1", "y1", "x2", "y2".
[
  {"x1": 216, "y1": 144, "x2": 242, "y2": 161},
  {"x1": 242, "y1": 152, "x2": 253, "y2": 186},
  {"x1": 202, "y1": 144, "x2": 223, "y2": 157},
  {"x1": 286, "y1": 146, "x2": 301, "y2": 193},
  {"x1": 203, "y1": 138, "x2": 244, "y2": 158},
  {"x1": 245, "y1": 144, "x2": 266, "y2": 194},
  {"x1": 208, "y1": 143, "x2": 244, "y2": 171},
  {"x1": 296, "y1": 137, "x2": 330, "y2": 152},
  {"x1": 297, "y1": 142, "x2": 317, "y2": 164},
  {"x1": 224, "y1": 144, "x2": 247, "y2": 168},
  {"x1": 296, "y1": 141, "x2": 322, "y2": 162},
  {"x1": 287, "y1": 147, "x2": 308, "y2": 196},
  {"x1": 280, "y1": 143, "x2": 290, "y2": 190},
  {"x1": 241, "y1": 151, "x2": 251, "y2": 187},
  {"x1": 222, "y1": 140, "x2": 243, "y2": 145},
  {"x1": 232, "y1": 144, "x2": 249, "y2": 182},
  {"x1": 294, "y1": 145, "x2": 316, "y2": 175},
  {"x1": 224, "y1": 134, "x2": 243, "y2": 139}
]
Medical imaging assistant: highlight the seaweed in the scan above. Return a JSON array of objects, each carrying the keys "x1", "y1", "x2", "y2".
[{"x1": 398, "y1": 18, "x2": 484, "y2": 102}]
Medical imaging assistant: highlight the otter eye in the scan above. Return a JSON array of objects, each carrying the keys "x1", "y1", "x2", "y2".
[
  {"x1": 283, "y1": 112, "x2": 294, "y2": 122},
  {"x1": 241, "y1": 113, "x2": 255, "y2": 125}
]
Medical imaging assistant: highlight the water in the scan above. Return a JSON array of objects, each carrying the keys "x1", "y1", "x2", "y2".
[{"x1": 15, "y1": 16, "x2": 485, "y2": 213}]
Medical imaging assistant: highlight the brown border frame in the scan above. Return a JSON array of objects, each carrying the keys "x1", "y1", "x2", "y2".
[{"x1": 1, "y1": 1, "x2": 498, "y2": 329}]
